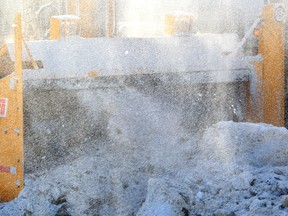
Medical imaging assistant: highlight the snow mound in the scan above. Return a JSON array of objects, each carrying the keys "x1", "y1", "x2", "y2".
[
  {"x1": 200, "y1": 121, "x2": 288, "y2": 167},
  {"x1": 1, "y1": 121, "x2": 288, "y2": 215}
]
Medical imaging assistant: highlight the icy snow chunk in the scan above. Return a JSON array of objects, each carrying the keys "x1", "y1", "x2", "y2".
[
  {"x1": 281, "y1": 195, "x2": 288, "y2": 208},
  {"x1": 137, "y1": 178, "x2": 193, "y2": 216},
  {"x1": 231, "y1": 171, "x2": 254, "y2": 190},
  {"x1": 214, "y1": 209, "x2": 235, "y2": 216},
  {"x1": 196, "y1": 191, "x2": 204, "y2": 201}
]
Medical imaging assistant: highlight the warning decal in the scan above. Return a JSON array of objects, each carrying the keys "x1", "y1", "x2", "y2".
[
  {"x1": 0, "y1": 165, "x2": 16, "y2": 174},
  {"x1": 0, "y1": 98, "x2": 8, "y2": 118}
]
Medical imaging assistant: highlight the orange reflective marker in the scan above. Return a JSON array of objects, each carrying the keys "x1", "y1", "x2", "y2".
[{"x1": 253, "y1": 28, "x2": 261, "y2": 37}]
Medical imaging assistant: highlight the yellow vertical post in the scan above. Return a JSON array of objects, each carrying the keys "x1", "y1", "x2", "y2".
[
  {"x1": 165, "y1": 14, "x2": 176, "y2": 35},
  {"x1": 108, "y1": 0, "x2": 115, "y2": 38},
  {"x1": 50, "y1": 17, "x2": 61, "y2": 40},
  {"x1": 0, "y1": 13, "x2": 24, "y2": 202},
  {"x1": 258, "y1": 4, "x2": 285, "y2": 127},
  {"x1": 67, "y1": 0, "x2": 77, "y2": 15},
  {"x1": 23, "y1": 40, "x2": 38, "y2": 70},
  {"x1": 14, "y1": 13, "x2": 24, "y2": 201}
]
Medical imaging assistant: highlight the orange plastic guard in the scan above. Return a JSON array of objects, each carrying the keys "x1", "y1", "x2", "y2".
[{"x1": 0, "y1": 13, "x2": 24, "y2": 202}]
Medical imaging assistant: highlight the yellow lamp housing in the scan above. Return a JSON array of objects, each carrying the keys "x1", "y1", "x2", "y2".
[
  {"x1": 165, "y1": 12, "x2": 194, "y2": 36},
  {"x1": 50, "y1": 15, "x2": 80, "y2": 40}
]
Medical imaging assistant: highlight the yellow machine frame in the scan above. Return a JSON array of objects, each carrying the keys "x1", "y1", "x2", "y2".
[
  {"x1": 0, "y1": 13, "x2": 24, "y2": 202},
  {"x1": 164, "y1": 4, "x2": 285, "y2": 127},
  {"x1": 254, "y1": 4, "x2": 285, "y2": 127}
]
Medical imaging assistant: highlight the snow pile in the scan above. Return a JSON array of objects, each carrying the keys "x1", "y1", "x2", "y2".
[
  {"x1": 1, "y1": 121, "x2": 288, "y2": 215},
  {"x1": 199, "y1": 121, "x2": 288, "y2": 167}
]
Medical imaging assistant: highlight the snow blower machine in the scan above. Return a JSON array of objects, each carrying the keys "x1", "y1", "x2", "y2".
[{"x1": 0, "y1": 2, "x2": 286, "y2": 202}]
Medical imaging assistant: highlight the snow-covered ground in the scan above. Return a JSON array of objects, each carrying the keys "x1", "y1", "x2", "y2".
[{"x1": 1, "y1": 120, "x2": 288, "y2": 216}]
